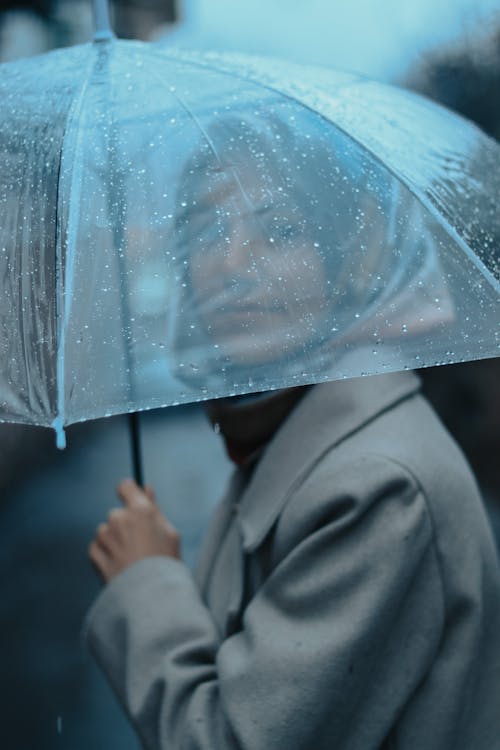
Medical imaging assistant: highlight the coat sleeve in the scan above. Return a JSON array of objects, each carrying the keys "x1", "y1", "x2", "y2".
[{"x1": 83, "y1": 455, "x2": 445, "y2": 750}]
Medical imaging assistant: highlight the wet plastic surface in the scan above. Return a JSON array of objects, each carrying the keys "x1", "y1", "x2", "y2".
[{"x1": 0, "y1": 41, "x2": 498, "y2": 442}]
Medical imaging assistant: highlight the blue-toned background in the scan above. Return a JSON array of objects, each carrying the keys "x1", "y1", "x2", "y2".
[{"x1": 1, "y1": 1, "x2": 499, "y2": 747}]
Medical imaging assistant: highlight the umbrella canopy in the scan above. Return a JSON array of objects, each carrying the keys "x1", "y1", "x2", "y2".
[{"x1": 0, "y1": 38, "x2": 499, "y2": 448}]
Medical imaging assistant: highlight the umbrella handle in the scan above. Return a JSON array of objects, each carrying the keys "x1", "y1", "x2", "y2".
[
  {"x1": 92, "y1": 0, "x2": 114, "y2": 41},
  {"x1": 128, "y1": 412, "x2": 144, "y2": 487}
]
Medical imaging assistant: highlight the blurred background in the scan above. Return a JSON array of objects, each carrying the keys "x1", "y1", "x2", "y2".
[{"x1": 0, "y1": 1, "x2": 499, "y2": 747}]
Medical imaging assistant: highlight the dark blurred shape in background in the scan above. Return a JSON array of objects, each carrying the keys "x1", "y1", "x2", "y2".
[
  {"x1": 112, "y1": 0, "x2": 177, "y2": 40},
  {"x1": 407, "y1": 17, "x2": 500, "y2": 511},
  {"x1": 0, "y1": 0, "x2": 178, "y2": 62},
  {"x1": 0, "y1": 0, "x2": 53, "y2": 15},
  {"x1": 408, "y1": 20, "x2": 500, "y2": 139}
]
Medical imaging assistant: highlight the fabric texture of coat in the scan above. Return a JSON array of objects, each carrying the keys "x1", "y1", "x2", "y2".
[{"x1": 84, "y1": 371, "x2": 500, "y2": 750}]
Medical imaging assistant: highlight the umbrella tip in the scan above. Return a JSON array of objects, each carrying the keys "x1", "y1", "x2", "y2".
[
  {"x1": 92, "y1": 0, "x2": 115, "y2": 42},
  {"x1": 93, "y1": 30, "x2": 115, "y2": 43},
  {"x1": 51, "y1": 416, "x2": 67, "y2": 450}
]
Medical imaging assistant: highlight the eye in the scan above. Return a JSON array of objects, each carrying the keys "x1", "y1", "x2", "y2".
[
  {"x1": 179, "y1": 215, "x2": 227, "y2": 254},
  {"x1": 271, "y1": 220, "x2": 302, "y2": 242},
  {"x1": 199, "y1": 222, "x2": 225, "y2": 246}
]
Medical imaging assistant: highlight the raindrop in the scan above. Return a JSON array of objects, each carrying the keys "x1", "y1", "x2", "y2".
[
  {"x1": 213, "y1": 422, "x2": 221, "y2": 435},
  {"x1": 401, "y1": 324, "x2": 408, "y2": 333}
]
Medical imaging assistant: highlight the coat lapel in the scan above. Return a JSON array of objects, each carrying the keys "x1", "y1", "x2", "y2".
[
  {"x1": 194, "y1": 468, "x2": 250, "y2": 604},
  {"x1": 195, "y1": 370, "x2": 421, "y2": 637},
  {"x1": 236, "y1": 370, "x2": 421, "y2": 552}
]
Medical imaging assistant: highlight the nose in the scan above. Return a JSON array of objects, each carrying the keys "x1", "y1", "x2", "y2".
[
  {"x1": 220, "y1": 221, "x2": 260, "y2": 278},
  {"x1": 223, "y1": 241, "x2": 250, "y2": 275}
]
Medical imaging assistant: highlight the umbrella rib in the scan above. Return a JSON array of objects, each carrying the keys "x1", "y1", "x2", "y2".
[
  {"x1": 156, "y1": 49, "x2": 499, "y2": 294},
  {"x1": 148, "y1": 66, "x2": 281, "y2": 284},
  {"x1": 147, "y1": 68, "x2": 316, "y2": 375},
  {"x1": 149, "y1": 67, "x2": 259, "y2": 216},
  {"x1": 52, "y1": 49, "x2": 98, "y2": 447}
]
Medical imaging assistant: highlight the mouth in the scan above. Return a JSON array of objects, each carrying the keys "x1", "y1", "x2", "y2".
[
  {"x1": 202, "y1": 300, "x2": 288, "y2": 335},
  {"x1": 212, "y1": 299, "x2": 287, "y2": 316},
  {"x1": 197, "y1": 286, "x2": 286, "y2": 311},
  {"x1": 221, "y1": 302, "x2": 264, "y2": 313}
]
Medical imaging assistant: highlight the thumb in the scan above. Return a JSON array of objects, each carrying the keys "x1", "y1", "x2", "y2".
[
  {"x1": 144, "y1": 484, "x2": 157, "y2": 504},
  {"x1": 117, "y1": 479, "x2": 151, "y2": 509}
]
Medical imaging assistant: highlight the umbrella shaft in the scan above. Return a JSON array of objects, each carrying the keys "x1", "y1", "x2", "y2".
[
  {"x1": 93, "y1": 0, "x2": 114, "y2": 41},
  {"x1": 129, "y1": 412, "x2": 144, "y2": 487}
]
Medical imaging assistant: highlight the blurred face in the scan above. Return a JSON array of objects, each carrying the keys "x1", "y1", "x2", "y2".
[{"x1": 184, "y1": 173, "x2": 330, "y2": 366}]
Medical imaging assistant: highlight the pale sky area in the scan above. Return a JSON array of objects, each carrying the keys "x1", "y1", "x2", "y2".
[
  {"x1": 166, "y1": 0, "x2": 500, "y2": 81},
  {"x1": 1, "y1": 0, "x2": 499, "y2": 79}
]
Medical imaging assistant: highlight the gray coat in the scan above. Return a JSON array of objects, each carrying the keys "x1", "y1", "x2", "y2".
[{"x1": 84, "y1": 371, "x2": 500, "y2": 750}]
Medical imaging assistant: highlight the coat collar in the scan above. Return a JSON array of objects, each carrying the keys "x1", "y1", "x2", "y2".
[{"x1": 236, "y1": 370, "x2": 421, "y2": 552}]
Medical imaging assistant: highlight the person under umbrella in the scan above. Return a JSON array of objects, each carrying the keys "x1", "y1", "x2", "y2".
[{"x1": 86, "y1": 113, "x2": 500, "y2": 750}]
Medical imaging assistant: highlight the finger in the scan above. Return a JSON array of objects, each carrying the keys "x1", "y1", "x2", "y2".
[
  {"x1": 95, "y1": 522, "x2": 117, "y2": 554},
  {"x1": 159, "y1": 514, "x2": 180, "y2": 541},
  {"x1": 117, "y1": 478, "x2": 151, "y2": 510},
  {"x1": 88, "y1": 540, "x2": 111, "y2": 581},
  {"x1": 108, "y1": 507, "x2": 126, "y2": 524},
  {"x1": 96, "y1": 522, "x2": 109, "y2": 539},
  {"x1": 144, "y1": 485, "x2": 157, "y2": 504},
  {"x1": 106, "y1": 508, "x2": 128, "y2": 544}
]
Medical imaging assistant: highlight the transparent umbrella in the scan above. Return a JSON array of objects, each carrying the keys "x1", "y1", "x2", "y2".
[{"x1": 0, "y1": 0, "x2": 498, "y2": 479}]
